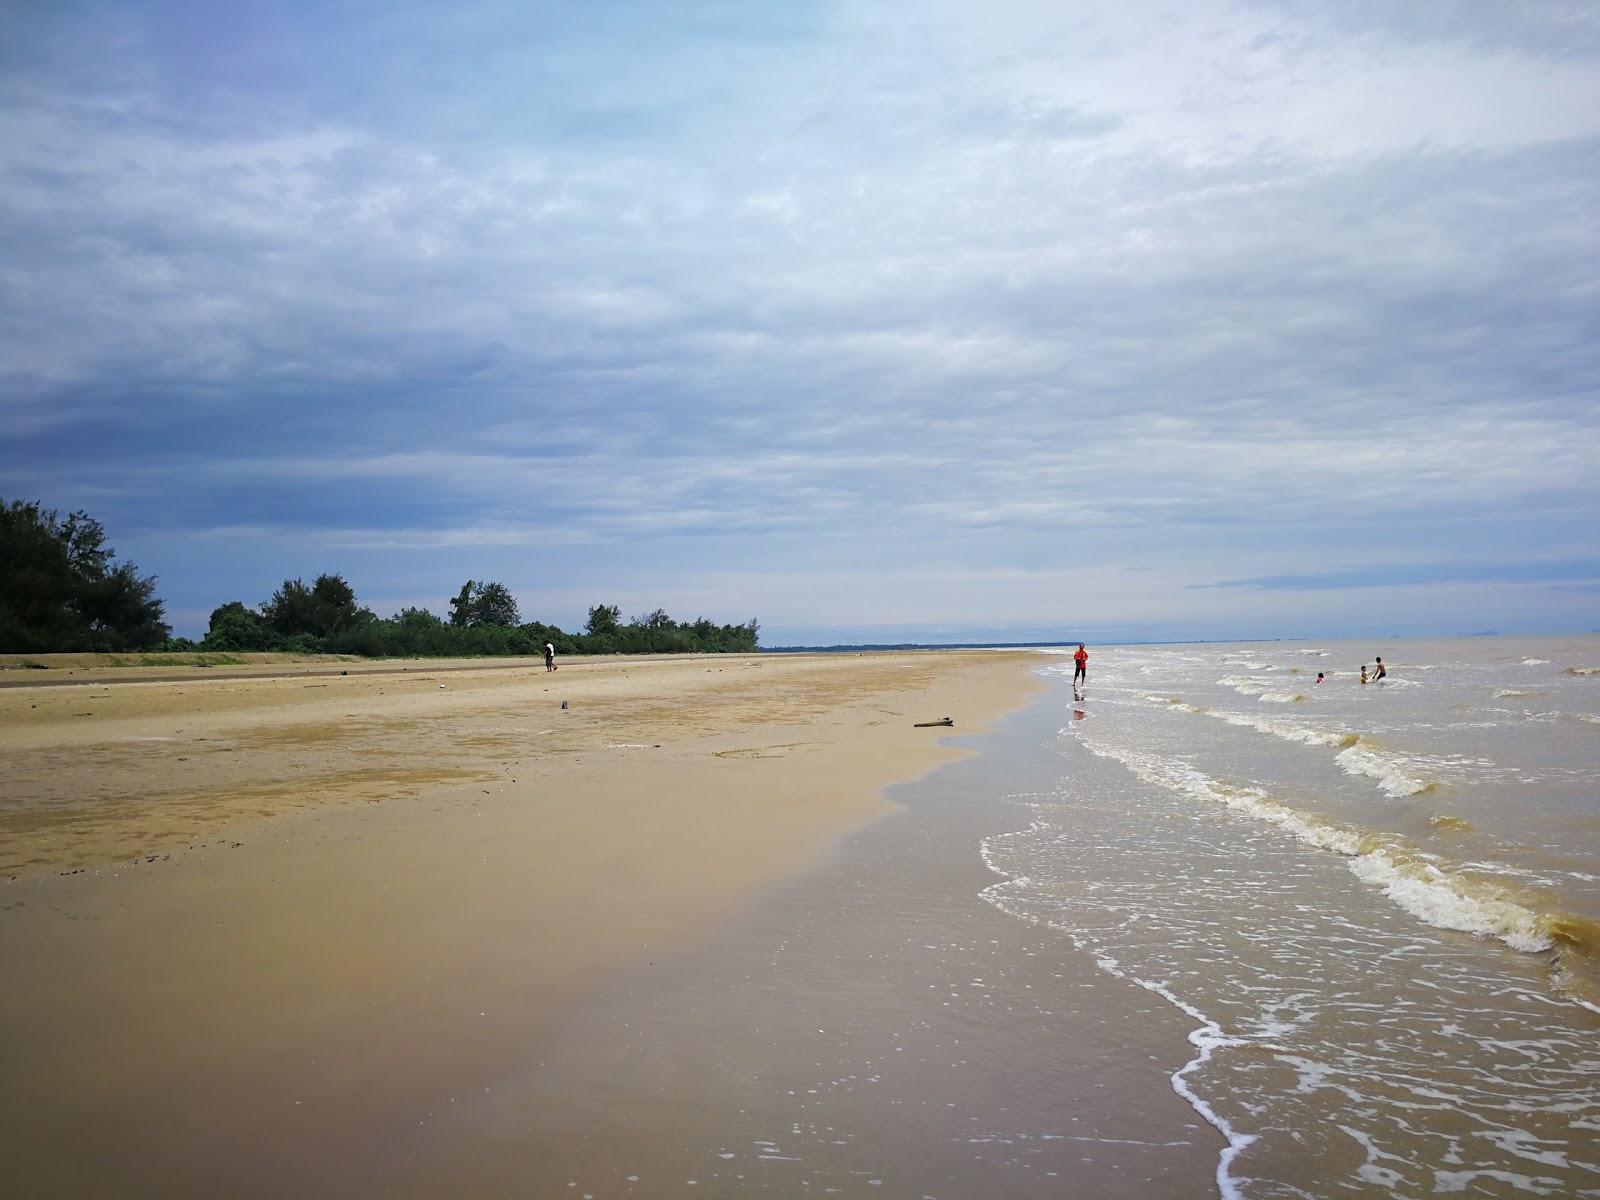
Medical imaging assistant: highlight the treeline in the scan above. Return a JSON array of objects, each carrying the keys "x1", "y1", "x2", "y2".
[
  {"x1": 1, "y1": 499, "x2": 170, "y2": 652},
  {"x1": 2, "y1": 499, "x2": 758, "y2": 657},
  {"x1": 193, "y1": 577, "x2": 759, "y2": 657}
]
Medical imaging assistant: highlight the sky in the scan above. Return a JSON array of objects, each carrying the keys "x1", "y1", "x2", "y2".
[{"x1": 2, "y1": 0, "x2": 1597, "y2": 645}]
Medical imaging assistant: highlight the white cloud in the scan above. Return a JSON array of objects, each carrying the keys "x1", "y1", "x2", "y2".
[{"x1": 2, "y1": 1, "x2": 1597, "y2": 639}]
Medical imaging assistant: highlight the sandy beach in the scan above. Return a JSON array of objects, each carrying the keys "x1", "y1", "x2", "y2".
[{"x1": 0, "y1": 650, "x2": 1225, "y2": 1197}]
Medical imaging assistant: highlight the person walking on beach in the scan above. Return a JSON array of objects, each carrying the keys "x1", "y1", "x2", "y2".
[
  {"x1": 543, "y1": 640, "x2": 557, "y2": 672},
  {"x1": 1373, "y1": 656, "x2": 1386, "y2": 682},
  {"x1": 1073, "y1": 643, "x2": 1088, "y2": 691}
]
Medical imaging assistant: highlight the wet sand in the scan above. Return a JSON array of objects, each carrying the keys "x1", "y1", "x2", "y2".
[{"x1": 0, "y1": 652, "x2": 1217, "y2": 1196}]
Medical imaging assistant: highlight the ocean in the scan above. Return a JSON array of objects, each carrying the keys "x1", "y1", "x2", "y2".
[{"x1": 984, "y1": 636, "x2": 1600, "y2": 1197}]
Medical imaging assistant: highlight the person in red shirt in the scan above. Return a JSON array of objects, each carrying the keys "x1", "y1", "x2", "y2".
[{"x1": 1073, "y1": 643, "x2": 1088, "y2": 690}]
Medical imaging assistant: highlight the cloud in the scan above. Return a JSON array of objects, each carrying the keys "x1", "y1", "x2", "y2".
[
  {"x1": 1196, "y1": 560, "x2": 1600, "y2": 591},
  {"x1": 2, "y1": 1, "x2": 1597, "y2": 640}
]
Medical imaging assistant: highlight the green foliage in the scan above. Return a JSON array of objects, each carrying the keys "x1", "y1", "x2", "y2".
[
  {"x1": 448, "y1": 580, "x2": 519, "y2": 628},
  {"x1": 261, "y1": 574, "x2": 370, "y2": 640},
  {"x1": 586, "y1": 603, "x2": 621, "y2": 636},
  {"x1": 204, "y1": 601, "x2": 278, "y2": 651},
  {"x1": 0, "y1": 498, "x2": 760, "y2": 661},
  {"x1": 193, "y1": 575, "x2": 758, "y2": 660},
  {"x1": 0, "y1": 498, "x2": 170, "y2": 652},
  {"x1": 136, "y1": 653, "x2": 246, "y2": 667}
]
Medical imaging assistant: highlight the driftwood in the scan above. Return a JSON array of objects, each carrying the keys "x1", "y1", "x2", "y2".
[{"x1": 913, "y1": 717, "x2": 954, "y2": 727}]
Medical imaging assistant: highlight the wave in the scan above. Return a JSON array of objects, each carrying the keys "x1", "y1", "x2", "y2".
[
  {"x1": 1346, "y1": 852, "x2": 1550, "y2": 953},
  {"x1": 1429, "y1": 813, "x2": 1475, "y2": 833},
  {"x1": 1218, "y1": 675, "x2": 1303, "y2": 703},
  {"x1": 1520, "y1": 658, "x2": 1551, "y2": 665},
  {"x1": 1335, "y1": 744, "x2": 1435, "y2": 797},
  {"x1": 1199, "y1": 708, "x2": 1356, "y2": 748},
  {"x1": 1069, "y1": 737, "x2": 1566, "y2": 961},
  {"x1": 1493, "y1": 689, "x2": 1534, "y2": 698},
  {"x1": 1184, "y1": 705, "x2": 1432, "y2": 797},
  {"x1": 1566, "y1": 666, "x2": 1600, "y2": 676},
  {"x1": 977, "y1": 854, "x2": 1258, "y2": 1200}
]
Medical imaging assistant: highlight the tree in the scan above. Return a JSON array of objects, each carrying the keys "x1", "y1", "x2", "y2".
[
  {"x1": 449, "y1": 581, "x2": 477, "y2": 628},
  {"x1": 586, "y1": 603, "x2": 621, "y2": 636},
  {"x1": 261, "y1": 573, "x2": 365, "y2": 639},
  {"x1": 0, "y1": 499, "x2": 170, "y2": 651},
  {"x1": 203, "y1": 601, "x2": 277, "y2": 651},
  {"x1": 472, "y1": 581, "x2": 519, "y2": 627},
  {"x1": 448, "y1": 580, "x2": 520, "y2": 627}
]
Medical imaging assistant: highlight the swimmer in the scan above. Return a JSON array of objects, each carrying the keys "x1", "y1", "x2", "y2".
[
  {"x1": 1360, "y1": 665, "x2": 1368, "y2": 684},
  {"x1": 1316, "y1": 672, "x2": 1325, "y2": 684}
]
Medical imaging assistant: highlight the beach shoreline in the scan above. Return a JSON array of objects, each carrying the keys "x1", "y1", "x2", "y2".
[{"x1": 5, "y1": 648, "x2": 1144, "y2": 1196}]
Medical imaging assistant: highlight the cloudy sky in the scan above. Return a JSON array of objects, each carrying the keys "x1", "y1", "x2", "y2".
[{"x1": 3, "y1": 1, "x2": 1597, "y2": 644}]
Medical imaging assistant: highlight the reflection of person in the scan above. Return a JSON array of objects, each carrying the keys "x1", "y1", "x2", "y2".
[
  {"x1": 543, "y1": 641, "x2": 557, "y2": 672},
  {"x1": 1373, "y1": 656, "x2": 1386, "y2": 682},
  {"x1": 1360, "y1": 665, "x2": 1369, "y2": 684},
  {"x1": 1073, "y1": 643, "x2": 1088, "y2": 689}
]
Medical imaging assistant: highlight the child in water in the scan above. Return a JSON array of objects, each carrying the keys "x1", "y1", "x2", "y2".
[
  {"x1": 1316, "y1": 672, "x2": 1325, "y2": 684},
  {"x1": 1360, "y1": 665, "x2": 1369, "y2": 684}
]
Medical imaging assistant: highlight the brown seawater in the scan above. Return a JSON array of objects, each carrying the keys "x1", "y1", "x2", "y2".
[{"x1": 983, "y1": 635, "x2": 1600, "y2": 1198}]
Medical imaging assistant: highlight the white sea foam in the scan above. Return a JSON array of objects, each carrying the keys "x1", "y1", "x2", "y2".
[
  {"x1": 1257, "y1": 690, "x2": 1302, "y2": 704},
  {"x1": 979, "y1": 837, "x2": 1257, "y2": 1200},
  {"x1": 1204, "y1": 708, "x2": 1350, "y2": 748},
  {"x1": 1335, "y1": 745, "x2": 1433, "y2": 797},
  {"x1": 1073, "y1": 737, "x2": 1554, "y2": 957},
  {"x1": 1494, "y1": 689, "x2": 1533, "y2": 698},
  {"x1": 1346, "y1": 855, "x2": 1552, "y2": 953},
  {"x1": 1218, "y1": 674, "x2": 1271, "y2": 698},
  {"x1": 1521, "y1": 658, "x2": 1551, "y2": 665},
  {"x1": 1434, "y1": 1169, "x2": 1566, "y2": 1194}
]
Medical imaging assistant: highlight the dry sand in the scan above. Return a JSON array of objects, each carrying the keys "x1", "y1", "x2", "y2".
[{"x1": 1, "y1": 651, "x2": 1066, "y2": 1195}]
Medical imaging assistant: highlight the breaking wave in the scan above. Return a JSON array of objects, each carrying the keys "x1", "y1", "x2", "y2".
[
  {"x1": 1335, "y1": 744, "x2": 1435, "y2": 797},
  {"x1": 1072, "y1": 739, "x2": 1561, "y2": 958},
  {"x1": 1181, "y1": 705, "x2": 1432, "y2": 798}
]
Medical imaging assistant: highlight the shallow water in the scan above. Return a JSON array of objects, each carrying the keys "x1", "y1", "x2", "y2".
[{"x1": 983, "y1": 635, "x2": 1600, "y2": 1197}]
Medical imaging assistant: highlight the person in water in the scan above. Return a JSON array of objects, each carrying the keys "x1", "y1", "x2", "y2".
[
  {"x1": 1073, "y1": 643, "x2": 1088, "y2": 690},
  {"x1": 1316, "y1": 672, "x2": 1325, "y2": 684},
  {"x1": 1360, "y1": 665, "x2": 1369, "y2": 684},
  {"x1": 1373, "y1": 655, "x2": 1386, "y2": 682}
]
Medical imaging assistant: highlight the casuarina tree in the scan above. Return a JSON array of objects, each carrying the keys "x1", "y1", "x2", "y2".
[{"x1": 0, "y1": 499, "x2": 170, "y2": 651}]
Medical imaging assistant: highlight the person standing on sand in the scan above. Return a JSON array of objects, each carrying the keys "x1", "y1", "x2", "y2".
[
  {"x1": 1073, "y1": 643, "x2": 1088, "y2": 690},
  {"x1": 1373, "y1": 656, "x2": 1386, "y2": 682},
  {"x1": 544, "y1": 640, "x2": 557, "y2": 672}
]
